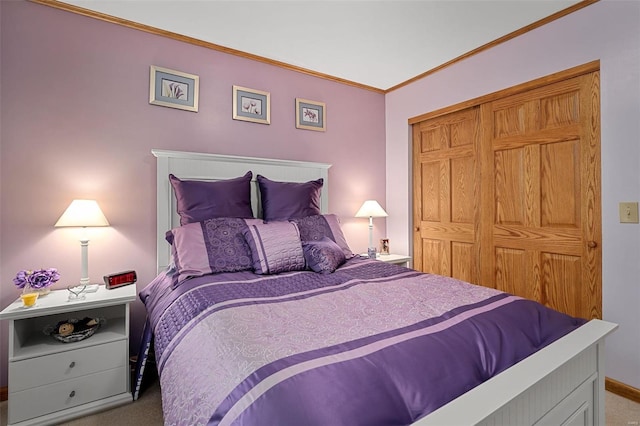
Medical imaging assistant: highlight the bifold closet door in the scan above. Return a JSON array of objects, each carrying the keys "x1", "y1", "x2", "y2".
[
  {"x1": 412, "y1": 107, "x2": 481, "y2": 285},
  {"x1": 482, "y1": 72, "x2": 601, "y2": 320},
  {"x1": 412, "y1": 68, "x2": 601, "y2": 320}
]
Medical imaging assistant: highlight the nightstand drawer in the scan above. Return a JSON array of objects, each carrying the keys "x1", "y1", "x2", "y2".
[
  {"x1": 9, "y1": 366, "x2": 128, "y2": 424},
  {"x1": 9, "y1": 339, "x2": 127, "y2": 392}
]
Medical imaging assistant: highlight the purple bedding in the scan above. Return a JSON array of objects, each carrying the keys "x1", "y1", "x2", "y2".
[{"x1": 140, "y1": 256, "x2": 585, "y2": 426}]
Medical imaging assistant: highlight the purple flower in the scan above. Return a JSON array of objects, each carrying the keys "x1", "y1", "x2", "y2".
[
  {"x1": 14, "y1": 268, "x2": 60, "y2": 290},
  {"x1": 13, "y1": 270, "x2": 29, "y2": 289}
]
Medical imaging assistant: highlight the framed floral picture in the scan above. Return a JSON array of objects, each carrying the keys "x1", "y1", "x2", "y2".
[
  {"x1": 149, "y1": 65, "x2": 199, "y2": 112},
  {"x1": 232, "y1": 85, "x2": 271, "y2": 125},
  {"x1": 295, "y1": 98, "x2": 326, "y2": 131}
]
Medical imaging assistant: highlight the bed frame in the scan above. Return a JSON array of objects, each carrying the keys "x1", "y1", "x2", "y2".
[{"x1": 152, "y1": 149, "x2": 617, "y2": 426}]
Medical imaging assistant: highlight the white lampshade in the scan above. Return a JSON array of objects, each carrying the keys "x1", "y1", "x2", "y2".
[
  {"x1": 355, "y1": 200, "x2": 388, "y2": 219},
  {"x1": 55, "y1": 200, "x2": 109, "y2": 228}
]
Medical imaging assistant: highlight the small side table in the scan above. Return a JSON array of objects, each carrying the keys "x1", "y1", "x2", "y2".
[
  {"x1": 0, "y1": 284, "x2": 136, "y2": 425},
  {"x1": 362, "y1": 253, "x2": 412, "y2": 267}
]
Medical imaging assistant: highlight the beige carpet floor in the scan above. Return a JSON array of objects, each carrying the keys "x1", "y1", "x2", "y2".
[{"x1": 1, "y1": 380, "x2": 639, "y2": 425}]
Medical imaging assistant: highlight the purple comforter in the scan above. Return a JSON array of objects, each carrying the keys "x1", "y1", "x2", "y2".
[{"x1": 140, "y1": 257, "x2": 585, "y2": 426}]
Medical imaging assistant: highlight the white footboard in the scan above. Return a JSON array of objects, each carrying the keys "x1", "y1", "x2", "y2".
[{"x1": 414, "y1": 319, "x2": 617, "y2": 426}]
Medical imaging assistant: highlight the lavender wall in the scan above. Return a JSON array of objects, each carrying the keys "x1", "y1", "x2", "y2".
[
  {"x1": 0, "y1": 1, "x2": 386, "y2": 388},
  {"x1": 385, "y1": 0, "x2": 640, "y2": 389}
]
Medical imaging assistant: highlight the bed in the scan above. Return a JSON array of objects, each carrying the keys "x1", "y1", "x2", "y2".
[{"x1": 139, "y1": 149, "x2": 617, "y2": 425}]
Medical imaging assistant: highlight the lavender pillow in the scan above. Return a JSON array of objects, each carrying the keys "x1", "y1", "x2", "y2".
[
  {"x1": 243, "y1": 221, "x2": 305, "y2": 275},
  {"x1": 170, "y1": 172, "x2": 253, "y2": 225},
  {"x1": 167, "y1": 217, "x2": 262, "y2": 282},
  {"x1": 303, "y1": 237, "x2": 346, "y2": 274},
  {"x1": 257, "y1": 175, "x2": 323, "y2": 221},
  {"x1": 291, "y1": 214, "x2": 354, "y2": 258}
]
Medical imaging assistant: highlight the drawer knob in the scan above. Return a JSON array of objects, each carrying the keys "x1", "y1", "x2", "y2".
[
  {"x1": 69, "y1": 390, "x2": 76, "y2": 398},
  {"x1": 69, "y1": 361, "x2": 76, "y2": 369}
]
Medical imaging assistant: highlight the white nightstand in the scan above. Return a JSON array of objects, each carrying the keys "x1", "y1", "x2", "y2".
[
  {"x1": 0, "y1": 284, "x2": 137, "y2": 426},
  {"x1": 362, "y1": 253, "x2": 412, "y2": 267}
]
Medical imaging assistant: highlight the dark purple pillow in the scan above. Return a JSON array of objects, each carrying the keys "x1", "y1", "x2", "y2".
[
  {"x1": 303, "y1": 237, "x2": 346, "y2": 274},
  {"x1": 170, "y1": 172, "x2": 253, "y2": 225},
  {"x1": 257, "y1": 175, "x2": 323, "y2": 221},
  {"x1": 291, "y1": 214, "x2": 353, "y2": 258},
  {"x1": 167, "y1": 217, "x2": 262, "y2": 282}
]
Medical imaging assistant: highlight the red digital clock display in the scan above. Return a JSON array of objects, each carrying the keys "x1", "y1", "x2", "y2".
[{"x1": 104, "y1": 270, "x2": 137, "y2": 289}]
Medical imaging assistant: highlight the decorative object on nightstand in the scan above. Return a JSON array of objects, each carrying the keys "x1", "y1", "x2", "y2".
[
  {"x1": 19, "y1": 292, "x2": 38, "y2": 308},
  {"x1": 44, "y1": 317, "x2": 105, "y2": 344},
  {"x1": 104, "y1": 270, "x2": 138, "y2": 290},
  {"x1": 380, "y1": 238, "x2": 390, "y2": 255},
  {"x1": 355, "y1": 200, "x2": 388, "y2": 258},
  {"x1": 55, "y1": 199, "x2": 109, "y2": 287},
  {"x1": 14, "y1": 268, "x2": 61, "y2": 307}
]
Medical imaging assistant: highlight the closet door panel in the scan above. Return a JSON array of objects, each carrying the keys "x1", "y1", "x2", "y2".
[
  {"x1": 540, "y1": 140, "x2": 581, "y2": 227},
  {"x1": 487, "y1": 74, "x2": 601, "y2": 319},
  {"x1": 422, "y1": 239, "x2": 447, "y2": 276},
  {"x1": 413, "y1": 107, "x2": 481, "y2": 284},
  {"x1": 452, "y1": 242, "x2": 476, "y2": 283},
  {"x1": 541, "y1": 252, "x2": 583, "y2": 318},
  {"x1": 420, "y1": 162, "x2": 441, "y2": 222},
  {"x1": 494, "y1": 148, "x2": 525, "y2": 225},
  {"x1": 451, "y1": 156, "x2": 475, "y2": 223},
  {"x1": 495, "y1": 247, "x2": 533, "y2": 300}
]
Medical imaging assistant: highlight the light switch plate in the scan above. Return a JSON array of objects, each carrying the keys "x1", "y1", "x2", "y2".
[{"x1": 619, "y1": 202, "x2": 639, "y2": 223}]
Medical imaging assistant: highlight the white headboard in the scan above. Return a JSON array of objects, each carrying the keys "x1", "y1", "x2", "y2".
[{"x1": 152, "y1": 149, "x2": 332, "y2": 272}]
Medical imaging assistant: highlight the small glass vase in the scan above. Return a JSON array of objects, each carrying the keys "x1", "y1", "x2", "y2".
[{"x1": 33, "y1": 287, "x2": 51, "y2": 296}]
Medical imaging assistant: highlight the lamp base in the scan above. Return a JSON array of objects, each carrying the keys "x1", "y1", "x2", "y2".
[{"x1": 367, "y1": 247, "x2": 377, "y2": 259}]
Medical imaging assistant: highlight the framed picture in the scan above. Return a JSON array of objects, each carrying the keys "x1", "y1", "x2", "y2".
[
  {"x1": 295, "y1": 98, "x2": 326, "y2": 131},
  {"x1": 232, "y1": 85, "x2": 270, "y2": 125},
  {"x1": 380, "y1": 238, "x2": 390, "y2": 255},
  {"x1": 149, "y1": 66, "x2": 199, "y2": 112}
]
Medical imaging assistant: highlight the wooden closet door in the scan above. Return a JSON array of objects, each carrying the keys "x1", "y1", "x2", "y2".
[
  {"x1": 481, "y1": 72, "x2": 601, "y2": 319},
  {"x1": 411, "y1": 66, "x2": 601, "y2": 320},
  {"x1": 412, "y1": 107, "x2": 481, "y2": 283}
]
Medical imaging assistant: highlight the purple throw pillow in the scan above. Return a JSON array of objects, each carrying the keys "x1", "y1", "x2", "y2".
[
  {"x1": 170, "y1": 172, "x2": 253, "y2": 225},
  {"x1": 257, "y1": 175, "x2": 323, "y2": 221},
  {"x1": 303, "y1": 237, "x2": 346, "y2": 274},
  {"x1": 167, "y1": 217, "x2": 262, "y2": 283},
  {"x1": 243, "y1": 221, "x2": 305, "y2": 275},
  {"x1": 291, "y1": 214, "x2": 354, "y2": 258}
]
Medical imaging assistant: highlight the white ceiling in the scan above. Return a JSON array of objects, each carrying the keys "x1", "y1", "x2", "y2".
[{"x1": 60, "y1": 0, "x2": 582, "y2": 90}]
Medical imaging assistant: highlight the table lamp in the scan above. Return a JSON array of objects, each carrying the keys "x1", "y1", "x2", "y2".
[
  {"x1": 355, "y1": 200, "x2": 388, "y2": 258},
  {"x1": 55, "y1": 199, "x2": 109, "y2": 285}
]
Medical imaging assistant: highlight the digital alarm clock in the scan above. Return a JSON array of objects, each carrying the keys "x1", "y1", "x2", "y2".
[{"x1": 104, "y1": 270, "x2": 137, "y2": 290}]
